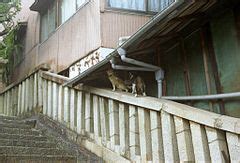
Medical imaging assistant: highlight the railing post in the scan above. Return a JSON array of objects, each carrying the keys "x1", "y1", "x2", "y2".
[
  {"x1": 129, "y1": 105, "x2": 140, "y2": 161},
  {"x1": 63, "y1": 86, "x2": 70, "y2": 126},
  {"x1": 29, "y1": 77, "x2": 33, "y2": 112},
  {"x1": 226, "y1": 132, "x2": 240, "y2": 162},
  {"x1": 21, "y1": 81, "x2": 25, "y2": 114},
  {"x1": 189, "y1": 122, "x2": 210, "y2": 162},
  {"x1": 109, "y1": 99, "x2": 120, "y2": 151},
  {"x1": 17, "y1": 84, "x2": 22, "y2": 115},
  {"x1": 38, "y1": 73, "x2": 43, "y2": 109},
  {"x1": 33, "y1": 73, "x2": 38, "y2": 109},
  {"x1": 150, "y1": 111, "x2": 164, "y2": 162},
  {"x1": 99, "y1": 97, "x2": 108, "y2": 145},
  {"x1": 174, "y1": 116, "x2": 194, "y2": 162},
  {"x1": 119, "y1": 103, "x2": 129, "y2": 157},
  {"x1": 70, "y1": 89, "x2": 76, "y2": 130},
  {"x1": 57, "y1": 85, "x2": 63, "y2": 122},
  {"x1": 0, "y1": 93, "x2": 3, "y2": 114},
  {"x1": 205, "y1": 127, "x2": 229, "y2": 162},
  {"x1": 161, "y1": 110, "x2": 179, "y2": 162},
  {"x1": 93, "y1": 95, "x2": 101, "y2": 142},
  {"x1": 42, "y1": 79, "x2": 48, "y2": 115},
  {"x1": 12, "y1": 87, "x2": 18, "y2": 116},
  {"x1": 138, "y1": 107, "x2": 152, "y2": 162},
  {"x1": 85, "y1": 92, "x2": 92, "y2": 133},
  {"x1": 52, "y1": 83, "x2": 58, "y2": 120},
  {"x1": 77, "y1": 91, "x2": 84, "y2": 134},
  {"x1": 47, "y1": 81, "x2": 52, "y2": 118},
  {"x1": 4, "y1": 93, "x2": 7, "y2": 115},
  {"x1": 25, "y1": 79, "x2": 29, "y2": 112}
]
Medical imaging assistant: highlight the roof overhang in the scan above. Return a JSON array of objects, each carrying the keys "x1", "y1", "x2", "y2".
[
  {"x1": 30, "y1": 0, "x2": 54, "y2": 13},
  {"x1": 63, "y1": 0, "x2": 222, "y2": 87}
]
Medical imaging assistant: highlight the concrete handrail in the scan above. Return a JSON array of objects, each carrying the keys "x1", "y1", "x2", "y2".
[
  {"x1": 1, "y1": 70, "x2": 240, "y2": 162},
  {"x1": 41, "y1": 71, "x2": 240, "y2": 134}
]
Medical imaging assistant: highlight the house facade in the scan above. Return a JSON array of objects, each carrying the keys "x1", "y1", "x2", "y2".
[
  {"x1": 11, "y1": 0, "x2": 170, "y2": 81},
  {"x1": 1, "y1": 0, "x2": 240, "y2": 162},
  {"x1": 10, "y1": 0, "x2": 240, "y2": 118}
]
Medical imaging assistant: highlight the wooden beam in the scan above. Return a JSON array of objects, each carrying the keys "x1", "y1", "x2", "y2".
[{"x1": 171, "y1": 13, "x2": 206, "y2": 22}]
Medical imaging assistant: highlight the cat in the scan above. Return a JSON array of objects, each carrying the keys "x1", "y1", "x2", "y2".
[
  {"x1": 107, "y1": 69, "x2": 129, "y2": 92},
  {"x1": 132, "y1": 76, "x2": 146, "y2": 97}
]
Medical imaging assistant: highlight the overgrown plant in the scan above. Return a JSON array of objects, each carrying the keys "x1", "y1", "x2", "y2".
[{"x1": 0, "y1": 0, "x2": 21, "y2": 84}]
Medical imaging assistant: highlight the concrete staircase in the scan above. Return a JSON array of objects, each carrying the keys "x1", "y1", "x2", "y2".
[{"x1": 0, "y1": 115, "x2": 98, "y2": 163}]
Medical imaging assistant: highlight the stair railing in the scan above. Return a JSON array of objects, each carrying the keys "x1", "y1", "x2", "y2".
[{"x1": 0, "y1": 70, "x2": 240, "y2": 162}]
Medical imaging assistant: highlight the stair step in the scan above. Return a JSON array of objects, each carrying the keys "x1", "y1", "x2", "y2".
[
  {"x1": 0, "y1": 133, "x2": 47, "y2": 141},
  {"x1": 0, "y1": 139, "x2": 56, "y2": 148},
  {"x1": 0, "y1": 127, "x2": 42, "y2": 136},
  {"x1": 0, "y1": 146, "x2": 76, "y2": 156},
  {"x1": 0, "y1": 154, "x2": 77, "y2": 162},
  {"x1": 0, "y1": 115, "x2": 20, "y2": 121},
  {"x1": 0, "y1": 118, "x2": 25, "y2": 124},
  {"x1": 0, "y1": 122, "x2": 32, "y2": 129}
]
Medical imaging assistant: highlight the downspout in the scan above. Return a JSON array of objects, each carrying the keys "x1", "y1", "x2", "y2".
[{"x1": 111, "y1": 48, "x2": 164, "y2": 98}]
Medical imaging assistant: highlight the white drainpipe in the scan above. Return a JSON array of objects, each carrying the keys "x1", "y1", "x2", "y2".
[{"x1": 111, "y1": 48, "x2": 164, "y2": 98}]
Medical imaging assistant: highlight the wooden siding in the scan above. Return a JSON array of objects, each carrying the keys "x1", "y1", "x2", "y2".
[{"x1": 100, "y1": 10, "x2": 151, "y2": 48}]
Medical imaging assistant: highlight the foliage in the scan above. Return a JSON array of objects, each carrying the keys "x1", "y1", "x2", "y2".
[
  {"x1": 0, "y1": 0, "x2": 21, "y2": 37},
  {"x1": 0, "y1": 0, "x2": 21, "y2": 84}
]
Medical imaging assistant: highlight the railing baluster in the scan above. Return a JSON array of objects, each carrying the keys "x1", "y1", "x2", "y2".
[
  {"x1": 109, "y1": 99, "x2": 120, "y2": 151},
  {"x1": 93, "y1": 95, "x2": 101, "y2": 142},
  {"x1": 226, "y1": 132, "x2": 240, "y2": 162},
  {"x1": 174, "y1": 116, "x2": 194, "y2": 162},
  {"x1": 57, "y1": 85, "x2": 63, "y2": 122},
  {"x1": 0, "y1": 92, "x2": 3, "y2": 114},
  {"x1": 25, "y1": 79, "x2": 29, "y2": 112},
  {"x1": 99, "y1": 97, "x2": 107, "y2": 145},
  {"x1": 29, "y1": 77, "x2": 33, "y2": 112},
  {"x1": 33, "y1": 73, "x2": 38, "y2": 109},
  {"x1": 190, "y1": 122, "x2": 210, "y2": 162},
  {"x1": 12, "y1": 88, "x2": 17, "y2": 116},
  {"x1": 205, "y1": 127, "x2": 229, "y2": 162},
  {"x1": 17, "y1": 84, "x2": 22, "y2": 115},
  {"x1": 7, "y1": 90, "x2": 10, "y2": 116},
  {"x1": 63, "y1": 86, "x2": 70, "y2": 126},
  {"x1": 161, "y1": 110, "x2": 179, "y2": 162},
  {"x1": 42, "y1": 80, "x2": 48, "y2": 115},
  {"x1": 129, "y1": 105, "x2": 140, "y2": 161},
  {"x1": 52, "y1": 82, "x2": 58, "y2": 120},
  {"x1": 150, "y1": 111, "x2": 164, "y2": 163},
  {"x1": 4, "y1": 93, "x2": 7, "y2": 115},
  {"x1": 85, "y1": 92, "x2": 92, "y2": 133},
  {"x1": 70, "y1": 89, "x2": 76, "y2": 131},
  {"x1": 22, "y1": 81, "x2": 26, "y2": 113},
  {"x1": 119, "y1": 103, "x2": 129, "y2": 157},
  {"x1": 47, "y1": 81, "x2": 52, "y2": 118},
  {"x1": 138, "y1": 107, "x2": 152, "y2": 162},
  {"x1": 38, "y1": 73, "x2": 43, "y2": 109},
  {"x1": 77, "y1": 91, "x2": 84, "y2": 134}
]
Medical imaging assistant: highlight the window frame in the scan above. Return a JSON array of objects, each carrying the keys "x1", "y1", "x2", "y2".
[
  {"x1": 105, "y1": 0, "x2": 174, "y2": 14},
  {"x1": 40, "y1": 0, "x2": 88, "y2": 43}
]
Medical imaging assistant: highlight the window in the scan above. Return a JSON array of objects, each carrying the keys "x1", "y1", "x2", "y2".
[
  {"x1": 40, "y1": 0, "x2": 87, "y2": 42},
  {"x1": 107, "y1": 0, "x2": 175, "y2": 12}
]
